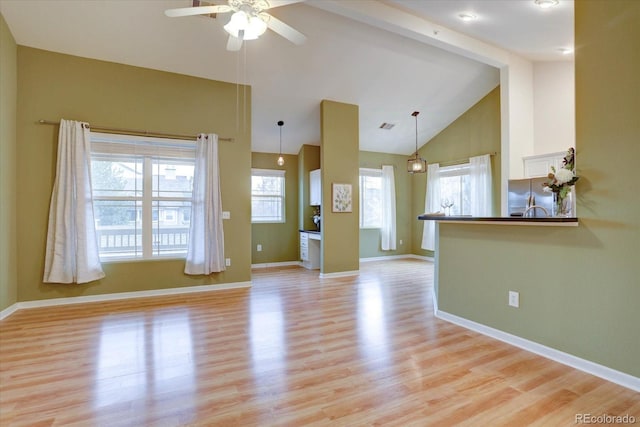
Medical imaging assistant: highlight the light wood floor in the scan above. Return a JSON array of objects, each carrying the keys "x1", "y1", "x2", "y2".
[{"x1": 1, "y1": 259, "x2": 638, "y2": 426}]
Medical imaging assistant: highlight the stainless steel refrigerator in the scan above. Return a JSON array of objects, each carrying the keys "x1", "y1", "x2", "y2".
[{"x1": 507, "y1": 177, "x2": 553, "y2": 217}]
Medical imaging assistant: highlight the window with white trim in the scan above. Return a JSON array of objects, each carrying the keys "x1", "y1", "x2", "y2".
[
  {"x1": 90, "y1": 133, "x2": 195, "y2": 260},
  {"x1": 251, "y1": 169, "x2": 285, "y2": 223},
  {"x1": 440, "y1": 163, "x2": 471, "y2": 216},
  {"x1": 359, "y1": 168, "x2": 382, "y2": 228}
]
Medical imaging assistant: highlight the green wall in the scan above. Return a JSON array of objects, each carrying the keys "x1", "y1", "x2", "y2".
[
  {"x1": 0, "y1": 14, "x2": 18, "y2": 312},
  {"x1": 359, "y1": 151, "x2": 412, "y2": 259},
  {"x1": 411, "y1": 87, "x2": 502, "y2": 257},
  {"x1": 320, "y1": 100, "x2": 359, "y2": 274},
  {"x1": 298, "y1": 144, "x2": 320, "y2": 231},
  {"x1": 437, "y1": 0, "x2": 640, "y2": 377},
  {"x1": 16, "y1": 47, "x2": 252, "y2": 302},
  {"x1": 251, "y1": 152, "x2": 299, "y2": 264}
]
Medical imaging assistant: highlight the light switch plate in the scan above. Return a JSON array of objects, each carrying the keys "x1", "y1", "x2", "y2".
[
  {"x1": 222, "y1": 211, "x2": 231, "y2": 220},
  {"x1": 508, "y1": 291, "x2": 520, "y2": 308}
]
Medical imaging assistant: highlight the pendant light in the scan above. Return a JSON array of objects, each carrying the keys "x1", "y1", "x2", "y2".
[
  {"x1": 277, "y1": 120, "x2": 285, "y2": 166},
  {"x1": 407, "y1": 111, "x2": 427, "y2": 173}
]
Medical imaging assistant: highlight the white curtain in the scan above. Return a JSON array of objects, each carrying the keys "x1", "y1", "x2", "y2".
[
  {"x1": 380, "y1": 165, "x2": 396, "y2": 251},
  {"x1": 469, "y1": 154, "x2": 492, "y2": 217},
  {"x1": 185, "y1": 133, "x2": 225, "y2": 275},
  {"x1": 421, "y1": 163, "x2": 440, "y2": 251},
  {"x1": 43, "y1": 119, "x2": 105, "y2": 284}
]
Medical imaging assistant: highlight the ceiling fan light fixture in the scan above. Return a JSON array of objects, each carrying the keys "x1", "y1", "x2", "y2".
[
  {"x1": 224, "y1": 11, "x2": 267, "y2": 40},
  {"x1": 534, "y1": 0, "x2": 559, "y2": 9},
  {"x1": 407, "y1": 111, "x2": 427, "y2": 174}
]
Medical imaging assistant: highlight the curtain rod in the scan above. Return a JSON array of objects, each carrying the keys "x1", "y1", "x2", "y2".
[
  {"x1": 433, "y1": 151, "x2": 497, "y2": 167},
  {"x1": 37, "y1": 120, "x2": 234, "y2": 142}
]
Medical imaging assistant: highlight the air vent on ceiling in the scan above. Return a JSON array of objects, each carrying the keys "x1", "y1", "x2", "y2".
[{"x1": 379, "y1": 122, "x2": 395, "y2": 130}]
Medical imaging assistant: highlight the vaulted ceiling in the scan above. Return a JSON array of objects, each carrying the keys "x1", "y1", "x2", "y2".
[{"x1": 0, "y1": 0, "x2": 573, "y2": 155}]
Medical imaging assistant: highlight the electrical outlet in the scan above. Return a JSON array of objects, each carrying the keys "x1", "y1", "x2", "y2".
[
  {"x1": 225, "y1": 258, "x2": 231, "y2": 267},
  {"x1": 399, "y1": 239, "x2": 403, "y2": 245},
  {"x1": 222, "y1": 211, "x2": 231, "y2": 220},
  {"x1": 257, "y1": 244, "x2": 262, "y2": 252},
  {"x1": 508, "y1": 291, "x2": 520, "y2": 308}
]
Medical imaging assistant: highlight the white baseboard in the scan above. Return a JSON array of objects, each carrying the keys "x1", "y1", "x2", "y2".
[
  {"x1": 406, "y1": 254, "x2": 435, "y2": 262},
  {"x1": 0, "y1": 303, "x2": 19, "y2": 321},
  {"x1": 360, "y1": 254, "x2": 435, "y2": 263},
  {"x1": 251, "y1": 261, "x2": 301, "y2": 269},
  {"x1": 6, "y1": 281, "x2": 252, "y2": 314},
  {"x1": 319, "y1": 270, "x2": 360, "y2": 279},
  {"x1": 436, "y1": 309, "x2": 640, "y2": 393}
]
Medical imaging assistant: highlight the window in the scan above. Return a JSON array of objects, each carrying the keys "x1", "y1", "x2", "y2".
[
  {"x1": 359, "y1": 168, "x2": 382, "y2": 228},
  {"x1": 90, "y1": 133, "x2": 195, "y2": 260},
  {"x1": 439, "y1": 164, "x2": 470, "y2": 216},
  {"x1": 251, "y1": 169, "x2": 285, "y2": 223}
]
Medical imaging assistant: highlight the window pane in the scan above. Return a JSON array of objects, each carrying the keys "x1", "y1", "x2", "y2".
[
  {"x1": 151, "y1": 200, "x2": 191, "y2": 257},
  {"x1": 440, "y1": 170, "x2": 471, "y2": 216},
  {"x1": 152, "y1": 159, "x2": 195, "y2": 198},
  {"x1": 359, "y1": 173, "x2": 382, "y2": 228},
  {"x1": 92, "y1": 157, "x2": 143, "y2": 198},
  {"x1": 251, "y1": 196, "x2": 283, "y2": 222},
  {"x1": 252, "y1": 175, "x2": 283, "y2": 196},
  {"x1": 94, "y1": 200, "x2": 142, "y2": 259},
  {"x1": 91, "y1": 134, "x2": 195, "y2": 261},
  {"x1": 251, "y1": 172, "x2": 284, "y2": 223}
]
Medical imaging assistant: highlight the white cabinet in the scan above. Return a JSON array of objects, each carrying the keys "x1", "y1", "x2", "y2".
[
  {"x1": 309, "y1": 169, "x2": 321, "y2": 206},
  {"x1": 300, "y1": 231, "x2": 320, "y2": 270},
  {"x1": 523, "y1": 152, "x2": 565, "y2": 178}
]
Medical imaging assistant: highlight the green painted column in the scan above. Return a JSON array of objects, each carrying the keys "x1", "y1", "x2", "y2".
[{"x1": 320, "y1": 100, "x2": 359, "y2": 275}]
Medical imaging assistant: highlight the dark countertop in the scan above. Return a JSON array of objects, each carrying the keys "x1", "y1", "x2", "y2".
[{"x1": 417, "y1": 215, "x2": 578, "y2": 224}]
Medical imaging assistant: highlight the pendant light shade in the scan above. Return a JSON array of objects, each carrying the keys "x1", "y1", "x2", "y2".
[
  {"x1": 407, "y1": 111, "x2": 427, "y2": 173},
  {"x1": 277, "y1": 120, "x2": 285, "y2": 166}
]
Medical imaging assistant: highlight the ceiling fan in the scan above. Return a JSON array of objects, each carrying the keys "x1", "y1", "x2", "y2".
[{"x1": 165, "y1": 0, "x2": 307, "y2": 51}]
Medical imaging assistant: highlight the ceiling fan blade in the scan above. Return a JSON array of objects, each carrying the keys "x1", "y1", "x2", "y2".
[
  {"x1": 165, "y1": 5, "x2": 232, "y2": 18},
  {"x1": 227, "y1": 35, "x2": 243, "y2": 51},
  {"x1": 264, "y1": 13, "x2": 307, "y2": 45},
  {"x1": 265, "y1": 0, "x2": 305, "y2": 9}
]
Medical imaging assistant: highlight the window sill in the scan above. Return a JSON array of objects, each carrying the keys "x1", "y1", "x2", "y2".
[{"x1": 100, "y1": 256, "x2": 186, "y2": 264}]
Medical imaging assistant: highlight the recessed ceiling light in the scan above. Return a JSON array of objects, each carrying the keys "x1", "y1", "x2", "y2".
[
  {"x1": 458, "y1": 12, "x2": 477, "y2": 22},
  {"x1": 557, "y1": 47, "x2": 574, "y2": 55},
  {"x1": 379, "y1": 122, "x2": 395, "y2": 130},
  {"x1": 534, "y1": 0, "x2": 560, "y2": 9}
]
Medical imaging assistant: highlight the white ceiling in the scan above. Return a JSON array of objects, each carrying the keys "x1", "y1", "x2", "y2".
[{"x1": 0, "y1": 0, "x2": 573, "y2": 155}]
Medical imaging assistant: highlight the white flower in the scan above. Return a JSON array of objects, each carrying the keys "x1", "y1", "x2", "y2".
[
  {"x1": 543, "y1": 186, "x2": 552, "y2": 193},
  {"x1": 554, "y1": 168, "x2": 574, "y2": 185}
]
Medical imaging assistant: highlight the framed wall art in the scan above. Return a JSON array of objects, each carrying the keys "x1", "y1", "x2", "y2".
[{"x1": 332, "y1": 183, "x2": 352, "y2": 213}]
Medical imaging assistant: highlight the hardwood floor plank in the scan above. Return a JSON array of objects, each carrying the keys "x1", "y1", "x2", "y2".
[{"x1": 1, "y1": 259, "x2": 638, "y2": 426}]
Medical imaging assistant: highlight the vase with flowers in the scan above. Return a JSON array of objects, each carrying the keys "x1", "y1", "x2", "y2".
[{"x1": 543, "y1": 147, "x2": 579, "y2": 217}]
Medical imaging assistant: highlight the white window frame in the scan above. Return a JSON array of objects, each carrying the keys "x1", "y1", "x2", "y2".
[
  {"x1": 359, "y1": 168, "x2": 383, "y2": 229},
  {"x1": 439, "y1": 163, "x2": 471, "y2": 216},
  {"x1": 251, "y1": 168, "x2": 286, "y2": 223},
  {"x1": 90, "y1": 132, "x2": 195, "y2": 261}
]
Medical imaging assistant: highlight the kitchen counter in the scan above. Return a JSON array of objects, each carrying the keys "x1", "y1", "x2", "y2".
[{"x1": 417, "y1": 215, "x2": 578, "y2": 226}]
